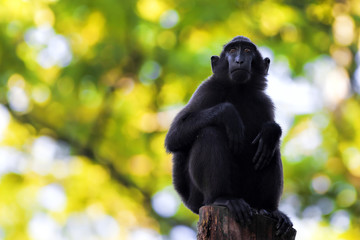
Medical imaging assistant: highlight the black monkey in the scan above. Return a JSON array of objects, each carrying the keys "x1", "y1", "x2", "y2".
[{"x1": 165, "y1": 36, "x2": 293, "y2": 237}]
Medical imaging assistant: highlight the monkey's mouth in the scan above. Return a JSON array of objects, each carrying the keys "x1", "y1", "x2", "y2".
[
  {"x1": 231, "y1": 69, "x2": 249, "y2": 74},
  {"x1": 230, "y1": 69, "x2": 251, "y2": 83}
]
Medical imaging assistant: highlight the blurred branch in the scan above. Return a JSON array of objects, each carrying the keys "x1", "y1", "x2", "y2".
[
  {"x1": 4, "y1": 103, "x2": 193, "y2": 227},
  {"x1": 4, "y1": 103, "x2": 150, "y2": 197}
]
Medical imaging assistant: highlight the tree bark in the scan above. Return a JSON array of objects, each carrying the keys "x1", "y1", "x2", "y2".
[{"x1": 197, "y1": 205, "x2": 296, "y2": 240}]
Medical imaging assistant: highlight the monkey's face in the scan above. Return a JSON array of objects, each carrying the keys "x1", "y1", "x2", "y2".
[
  {"x1": 210, "y1": 36, "x2": 270, "y2": 84},
  {"x1": 226, "y1": 43, "x2": 254, "y2": 83}
]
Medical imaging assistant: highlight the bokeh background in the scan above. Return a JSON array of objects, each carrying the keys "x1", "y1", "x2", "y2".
[{"x1": 0, "y1": 0, "x2": 359, "y2": 239}]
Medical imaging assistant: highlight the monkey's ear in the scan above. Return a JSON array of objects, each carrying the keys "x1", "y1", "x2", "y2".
[
  {"x1": 211, "y1": 56, "x2": 220, "y2": 73},
  {"x1": 264, "y1": 57, "x2": 270, "y2": 75}
]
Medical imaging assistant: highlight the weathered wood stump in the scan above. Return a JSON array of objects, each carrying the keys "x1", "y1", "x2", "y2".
[{"x1": 197, "y1": 206, "x2": 296, "y2": 240}]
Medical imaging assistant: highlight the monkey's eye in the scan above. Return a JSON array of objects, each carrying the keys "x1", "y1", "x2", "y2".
[
  {"x1": 229, "y1": 48, "x2": 237, "y2": 53},
  {"x1": 244, "y1": 48, "x2": 251, "y2": 53}
]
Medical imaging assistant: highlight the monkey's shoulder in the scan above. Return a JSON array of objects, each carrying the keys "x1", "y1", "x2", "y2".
[{"x1": 187, "y1": 78, "x2": 227, "y2": 103}]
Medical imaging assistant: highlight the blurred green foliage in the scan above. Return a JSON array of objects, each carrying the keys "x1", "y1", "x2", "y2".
[{"x1": 0, "y1": 0, "x2": 360, "y2": 239}]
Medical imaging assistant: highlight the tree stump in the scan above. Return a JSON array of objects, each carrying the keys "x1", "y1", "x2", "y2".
[{"x1": 197, "y1": 205, "x2": 296, "y2": 240}]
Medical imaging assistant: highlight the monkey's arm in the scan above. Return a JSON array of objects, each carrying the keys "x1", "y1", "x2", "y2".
[
  {"x1": 165, "y1": 102, "x2": 244, "y2": 153},
  {"x1": 165, "y1": 83, "x2": 244, "y2": 154},
  {"x1": 251, "y1": 121, "x2": 282, "y2": 170}
]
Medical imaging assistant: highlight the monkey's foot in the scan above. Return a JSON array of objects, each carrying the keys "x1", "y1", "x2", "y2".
[
  {"x1": 213, "y1": 198, "x2": 254, "y2": 226},
  {"x1": 260, "y1": 209, "x2": 293, "y2": 239}
]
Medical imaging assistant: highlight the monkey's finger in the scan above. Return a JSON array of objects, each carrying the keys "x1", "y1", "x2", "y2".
[
  {"x1": 258, "y1": 148, "x2": 272, "y2": 170},
  {"x1": 280, "y1": 217, "x2": 293, "y2": 234},
  {"x1": 237, "y1": 202, "x2": 250, "y2": 226},
  {"x1": 264, "y1": 151, "x2": 273, "y2": 169},
  {"x1": 262, "y1": 148, "x2": 277, "y2": 169},
  {"x1": 252, "y1": 132, "x2": 261, "y2": 144},
  {"x1": 231, "y1": 133, "x2": 237, "y2": 149},
  {"x1": 233, "y1": 134, "x2": 240, "y2": 155},
  {"x1": 276, "y1": 219, "x2": 290, "y2": 237},
  {"x1": 259, "y1": 209, "x2": 270, "y2": 216},
  {"x1": 230, "y1": 201, "x2": 244, "y2": 224},
  {"x1": 236, "y1": 141, "x2": 242, "y2": 155},
  {"x1": 266, "y1": 147, "x2": 278, "y2": 165},
  {"x1": 255, "y1": 146, "x2": 269, "y2": 170},
  {"x1": 258, "y1": 146, "x2": 268, "y2": 164},
  {"x1": 252, "y1": 139, "x2": 263, "y2": 163},
  {"x1": 278, "y1": 226, "x2": 291, "y2": 239},
  {"x1": 271, "y1": 147, "x2": 277, "y2": 159},
  {"x1": 232, "y1": 141, "x2": 239, "y2": 156},
  {"x1": 226, "y1": 200, "x2": 235, "y2": 213},
  {"x1": 228, "y1": 133, "x2": 234, "y2": 152},
  {"x1": 237, "y1": 134, "x2": 243, "y2": 155},
  {"x1": 242, "y1": 210, "x2": 251, "y2": 226},
  {"x1": 239, "y1": 128, "x2": 245, "y2": 139},
  {"x1": 245, "y1": 204, "x2": 253, "y2": 225},
  {"x1": 275, "y1": 216, "x2": 285, "y2": 234}
]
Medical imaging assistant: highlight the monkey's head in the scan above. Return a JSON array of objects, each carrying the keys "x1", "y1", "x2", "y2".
[{"x1": 211, "y1": 36, "x2": 270, "y2": 84}]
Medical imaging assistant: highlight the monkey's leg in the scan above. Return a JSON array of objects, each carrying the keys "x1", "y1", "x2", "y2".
[
  {"x1": 172, "y1": 152, "x2": 204, "y2": 214},
  {"x1": 189, "y1": 126, "x2": 254, "y2": 225},
  {"x1": 188, "y1": 126, "x2": 233, "y2": 204}
]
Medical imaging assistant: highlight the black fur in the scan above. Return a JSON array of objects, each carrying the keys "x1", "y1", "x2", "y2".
[{"x1": 165, "y1": 36, "x2": 292, "y2": 237}]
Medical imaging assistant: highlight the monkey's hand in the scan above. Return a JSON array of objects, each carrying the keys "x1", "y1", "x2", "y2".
[
  {"x1": 225, "y1": 117, "x2": 244, "y2": 155},
  {"x1": 213, "y1": 198, "x2": 254, "y2": 226},
  {"x1": 219, "y1": 103, "x2": 244, "y2": 155},
  {"x1": 251, "y1": 122, "x2": 281, "y2": 170}
]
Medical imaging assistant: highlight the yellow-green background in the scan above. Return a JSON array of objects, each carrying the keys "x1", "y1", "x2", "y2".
[{"x1": 0, "y1": 0, "x2": 359, "y2": 239}]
